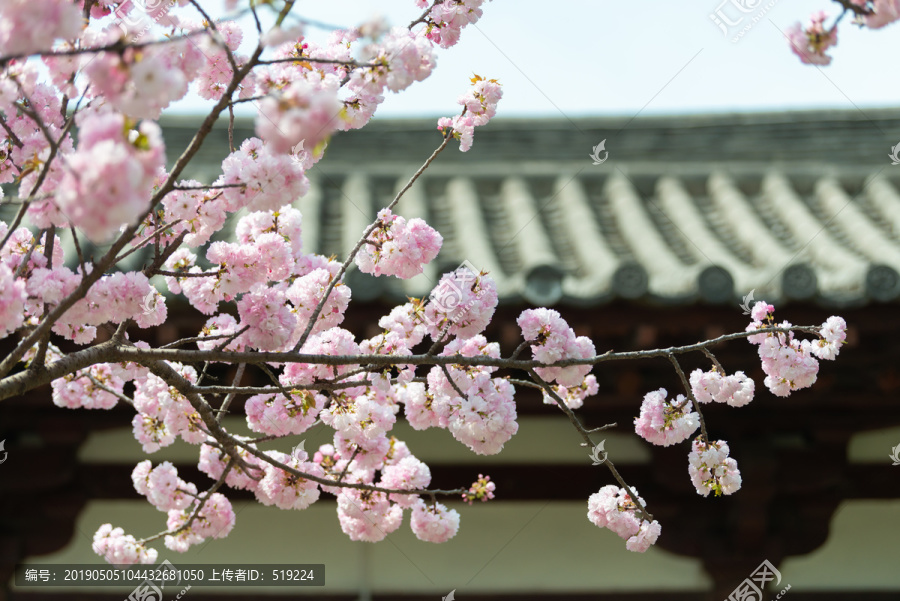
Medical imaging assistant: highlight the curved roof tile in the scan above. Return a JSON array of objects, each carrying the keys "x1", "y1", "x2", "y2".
[{"x1": 94, "y1": 112, "x2": 900, "y2": 308}]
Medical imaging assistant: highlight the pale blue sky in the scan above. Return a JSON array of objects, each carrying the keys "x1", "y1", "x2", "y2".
[{"x1": 167, "y1": 0, "x2": 900, "y2": 119}]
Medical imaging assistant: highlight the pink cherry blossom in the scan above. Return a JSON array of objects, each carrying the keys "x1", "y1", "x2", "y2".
[
  {"x1": 587, "y1": 484, "x2": 661, "y2": 553},
  {"x1": 422, "y1": 266, "x2": 498, "y2": 341},
  {"x1": 688, "y1": 437, "x2": 742, "y2": 497},
  {"x1": 219, "y1": 137, "x2": 310, "y2": 213},
  {"x1": 410, "y1": 499, "x2": 460, "y2": 543},
  {"x1": 355, "y1": 208, "x2": 442, "y2": 279},
  {"x1": 379, "y1": 455, "x2": 431, "y2": 507},
  {"x1": 634, "y1": 388, "x2": 699, "y2": 447},
  {"x1": 462, "y1": 473, "x2": 495, "y2": 504},
  {"x1": 92, "y1": 524, "x2": 157, "y2": 565},
  {"x1": 132, "y1": 460, "x2": 198, "y2": 512},
  {"x1": 517, "y1": 307, "x2": 595, "y2": 387},
  {"x1": 281, "y1": 327, "x2": 361, "y2": 386},
  {"x1": 689, "y1": 368, "x2": 755, "y2": 407},
  {"x1": 419, "y1": 0, "x2": 487, "y2": 49},
  {"x1": 245, "y1": 391, "x2": 325, "y2": 436},
  {"x1": 286, "y1": 268, "x2": 351, "y2": 339},
  {"x1": 254, "y1": 451, "x2": 325, "y2": 510},
  {"x1": 541, "y1": 374, "x2": 599, "y2": 410},
  {"x1": 0, "y1": 0, "x2": 82, "y2": 56},
  {"x1": 165, "y1": 492, "x2": 235, "y2": 552},
  {"x1": 255, "y1": 76, "x2": 343, "y2": 154},
  {"x1": 353, "y1": 27, "x2": 436, "y2": 94},
  {"x1": 424, "y1": 336, "x2": 518, "y2": 454},
  {"x1": 437, "y1": 75, "x2": 502, "y2": 151},
  {"x1": 787, "y1": 11, "x2": 837, "y2": 65},
  {"x1": 866, "y1": 0, "x2": 900, "y2": 28},
  {"x1": 198, "y1": 439, "x2": 264, "y2": 492},
  {"x1": 51, "y1": 364, "x2": 124, "y2": 410},
  {"x1": 55, "y1": 113, "x2": 165, "y2": 242},
  {"x1": 811, "y1": 315, "x2": 847, "y2": 360},
  {"x1": 0, "y1": 263, "x2": 26, "y2": 339},
  {"x1": 336, "y1": 487, "x2": 403, "y2": 542},
  {"x1": 236, "y1": 284, "x2": 297, "y2": 351},
  {"x1": 236, "y1": 205, "x2": 304, "y2": 259}
]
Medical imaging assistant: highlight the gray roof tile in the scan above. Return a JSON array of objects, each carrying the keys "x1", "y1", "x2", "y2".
[{"x1": 153, "y1": 111, "x2": 900, "y2": 307}]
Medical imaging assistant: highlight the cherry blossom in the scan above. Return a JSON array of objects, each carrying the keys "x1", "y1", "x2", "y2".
[
  {"x1": 132, "y1": 460, "x2": 197, "y2": 512},
  {"x1": 587, "y1": 485, "x2": 661, "y2": 553},
  {"x1": 864, "y1": 0, "x2": 900, "y2": 27},
  {"x1": 219, "y1": 138, "x2": 310, "y2": 214},
  {"x1": 418, "y1": 0, "x2": 488, "y2": 49},
  {"x1": 165, "y1": 492, "x2": 235, "y2": 552},
  {"x1": 410, "y1": 499, "x2": 460, "y2": 543},
  {"x1": 689, "y1": 368, "x2": 755, "y2": 407},
  {"x1": 421, "y1": 267, "x2": 498, "y2": 340},
  {"x1": 688, "y1": 438, "x2": 742, "y2": 497},
  {"x1": 634, "y1": 388, "x2": 699, "y2": 447},
  {"x1": 336, "y1": 487, "x2": 403, "y2": 542},
  {"x1": 462, "y1": 474, "x2": 495, "y2": 504},
  {"x1": 355, "y1": 208, "x2": 442, "y2": 278},
  {"x1": 92, "y1": 524, "x2": 157, "y2": 565},
  {"x1": 254, "y1": 451, "x2": 325, "y2": 511},
  {"x1": 787, "y1": 11, "x2": 837, "y2": 65},
  {"x1": 746, "y1": 303, "x2": 824, "y2": 397},
  {"x1": 0, "y1": 263, "x2": 26, "y2": 338},
  {"x1": 255, "y1": 76, "x2": 343, "y2": 155},
  {"x1": 0, "y1": 0, "x2": 82, "y2": 56},
  {"x1": 517, "y1": 308, "x2": 595, "y2": 387},
  {"x1": 55, "y1": 113, "x2": 165, "y2": 242},
  {"x1": 198, "y1": 439, "x2": 264, "y2": 492},
  {"x1": 438, "y1": 75, "x2": 503, "y2": 151}
]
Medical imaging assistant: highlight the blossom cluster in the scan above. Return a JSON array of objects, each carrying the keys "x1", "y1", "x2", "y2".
[
  {"x1": 92, "y1": 524, "x2": 157, "y2": 566},
  {"x1": 420, "y1": 266, "x2": 499, "y2": 341},
  {"x1": 687, "y1": 438, "x2": 742, "y2": 497},
  {"x1": 355, "y1": 208, "x2": 443, "y2": 279},
  {"x1": 517, "y1": 308, "x2": 595, "y2": 387},
  {"x1": 0, "y1": 0, "x2": 82, "y2": 56},
  {"x1": 461, "y1": 473, "x2": 496, "y2": 505},
  {"x1": 419, "y1": 336, "x2": 519, "y2": 455},
  {"x1": 633, "y1": 388, "x2": 699, "y2": 447},
  {"x1": 56, "y1": 113, "x2": 166, "y2": 243},
  {"x1": 540, "y1": 374, "x2": 599, "y2": 410},
  {"x1": 437, "y1": 75, "x2": 503, "y2": 151},
  {"x1": 689, "y1": 368, "x2": 754, "y2": 407},
  {"x1": 787, "y1": 2, "x2": 900, "y2": 65},
  {"x1": 417, "y1": 0, "x2": 489, "y2": 48},
  {"x1": 746, "y1": 302, "x2": 846, "y2": 397},
  {"x1": 587, "y1": 485, "x2": 661, "y2": 553}
]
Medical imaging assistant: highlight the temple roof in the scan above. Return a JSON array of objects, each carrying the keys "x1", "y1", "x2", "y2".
[{"x1": 165, "y1": 110, "x2": 900, "y2": 307}]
